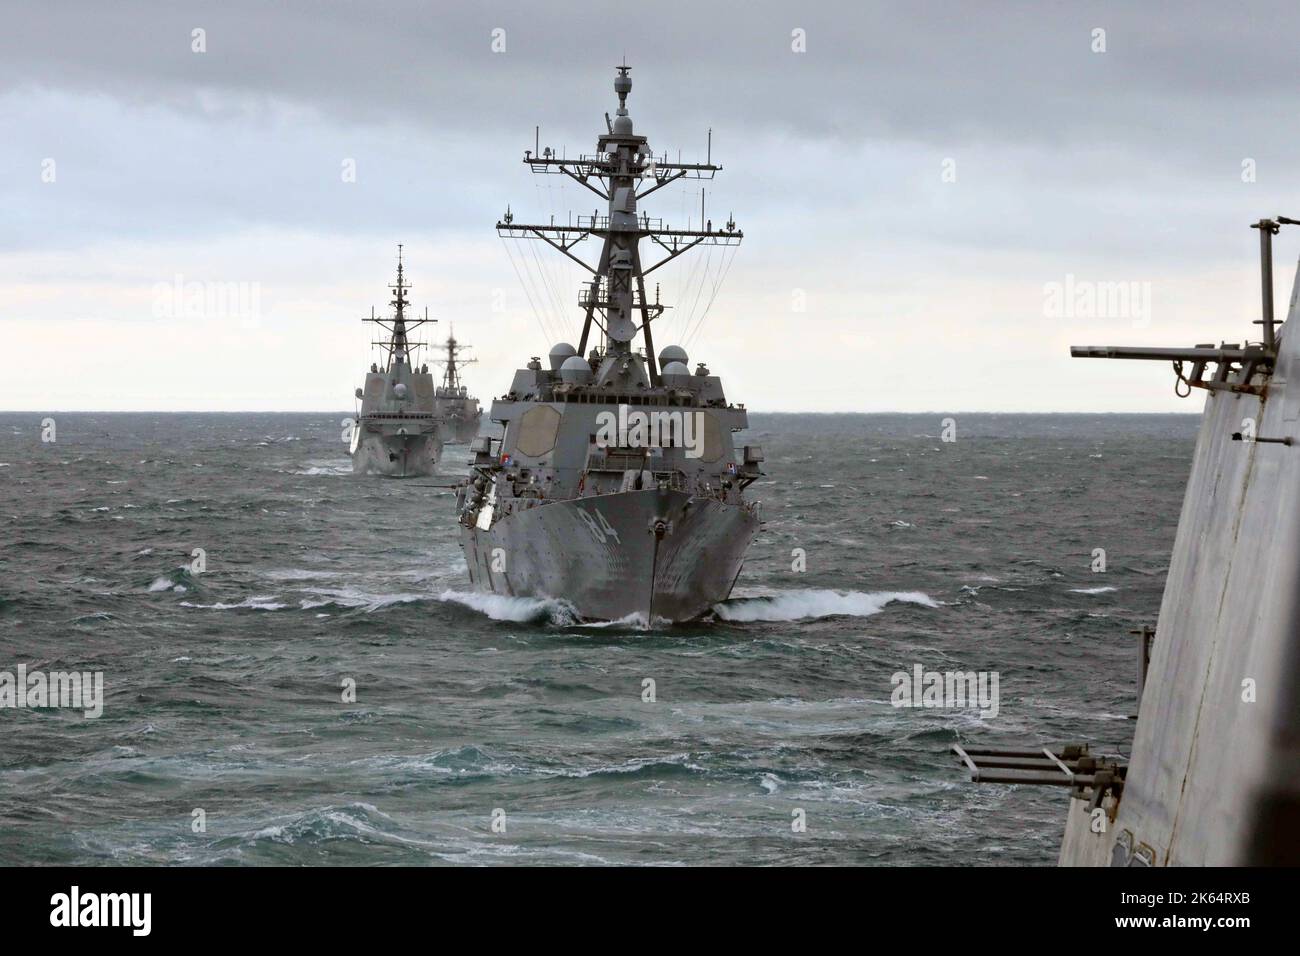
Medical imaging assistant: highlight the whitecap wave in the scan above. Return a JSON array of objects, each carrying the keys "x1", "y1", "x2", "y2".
[
  {"x1": 714, "y1": 588, "x2": 939, "y2": 622},
  {"x1": 1069, "y1": 586, "x2": 1118, "y2": 595},
  {"x1": 289, "y1": 460, "x2": 352, "y2": 476},
  {"x1": 179, "y1": 596, "x2": 288, "y2": 611},
  {"x1": 437, "y1": 589, "x2": 576, "y2": 625},
  {"x1": 300, "y1": 587, "x2": 427, "y2": 612},
  {"x1": 147, "y1": 569, "x2": 191, "y2": 593},
  {"x1": 575, "y1": 611, "x2": 673, "y2": 631}
]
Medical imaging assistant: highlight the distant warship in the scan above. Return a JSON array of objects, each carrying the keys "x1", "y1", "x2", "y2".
[
  {"x1": 954, "y1": 216, "x2": 1300, "y2": 865},
  {"x1": 455, "y1": 65, "x2": 762, "y2": 622},
  {"x1": 350, "y1": 246, "x2": 442, "y2": 477},
  {"x1": 433, "y1": 330, "x2": 482, "y2": 444}
]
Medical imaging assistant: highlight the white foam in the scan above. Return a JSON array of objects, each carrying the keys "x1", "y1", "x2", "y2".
[
  {"x1": 300, "y1": 587, "x2": 426, "y2": 612},
  {"x1": 291, "y1": 461, "x2": 352, "y2": 476},
  {"x1": 179, "y1": 596, "x2": 288, "y2": 611},
  {"x1": 714, "y1": 588, "x2": 939, "y2": 622},
  {"x1": 1069, "y1": 586, "x2": 1119, "y2": 595},
  {"x1": 438, "y1": 589, "x2": 575, "y2": 624},
  {"x1": 575, "y1": 611, "x2": 672, "y2": 631}
]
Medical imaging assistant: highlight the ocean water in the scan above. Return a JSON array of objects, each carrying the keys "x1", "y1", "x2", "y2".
[{"x1": 0, "y1": 412, "x2": 1198, "y2": 865}]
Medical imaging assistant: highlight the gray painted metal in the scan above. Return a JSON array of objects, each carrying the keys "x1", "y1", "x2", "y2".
[
  {"x1": 461, "y1": 487, "x2": 757, "y2": 621},
  {"x1": 352, "y1": 426, "x2": 439, "y2": 478},
  {"x1": 457, "y1": 66, "x2": 759, "y2": 622},
  {"x1": 433, "y1": 331, "x2": 483, "y2": 444},
  {"x1": 351, "y1": 248, "x2": 446, "y2": 478},
  {"x1": 1058, "y1": 242, "x2": 1300, "y2": 866}
]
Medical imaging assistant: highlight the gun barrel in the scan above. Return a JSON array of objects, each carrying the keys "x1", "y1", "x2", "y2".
[{"x1": 1070, "y1": 346, "x2": 1271, "y2": 362}]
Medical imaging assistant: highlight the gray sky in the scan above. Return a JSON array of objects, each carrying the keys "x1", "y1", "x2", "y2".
[{"x1": 5, "y1": 0, "x2": 1300, "y2": 411}]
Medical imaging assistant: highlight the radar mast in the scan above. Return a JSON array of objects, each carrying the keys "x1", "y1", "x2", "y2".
[
  {"x1": 363, "y1": 243, "x2": 436, "y2": 371},
  {"x1": 435, "y1": 327, "x2": 477, "y2": 391},
  {"x1": 497, "y1": 64, "x2": 742, "y2": 387}
]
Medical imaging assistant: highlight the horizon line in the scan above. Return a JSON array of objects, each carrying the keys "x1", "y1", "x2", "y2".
[{"x1": 0, "y1": 408, "x2": 1203, "y2": 416}]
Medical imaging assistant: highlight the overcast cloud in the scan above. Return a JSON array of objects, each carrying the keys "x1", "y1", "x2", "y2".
[{"x1": 4, "y1": 0, "x2": 1300, "y2": 411}]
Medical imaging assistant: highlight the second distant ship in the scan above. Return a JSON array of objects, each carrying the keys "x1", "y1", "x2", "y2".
[{"x1": 433, "y1": 330, "x2": 483, "y2": 444}]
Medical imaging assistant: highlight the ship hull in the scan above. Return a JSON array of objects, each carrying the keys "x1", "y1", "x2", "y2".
[
  {"x1": 439, "y1": 417, "x2": 481, "y2": 445},
  {"x1": 351, "y1": 430, "x2": 439, "y2": 478},
  {"x1": 435, "y1": 399, "x2": 482, "y2": 444},
  {"x1": 459, "y1": 488, "x2": 757, "y2": 622},
  {"x1": 448, "y1": 418, "x2": 481, "y2": 444}
]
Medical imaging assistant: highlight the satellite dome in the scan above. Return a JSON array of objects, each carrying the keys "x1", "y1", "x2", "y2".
[
  {"x1": 658, "y1": 345, "x2": 688, "y2": 368},
  {"x1": 393, "y1": 382, "x2": 408, "y2": 399},
  {"x1": 548, "y1": 341, "x2": 577, "y2": 371},
  {"x1": 559, "y1": 354, "x2": 593, "y2": 385},
  {"x1": 613, "y1": 113, "x2": 633, "y2": 135},
  {"x1": 661, "y1": 360, "x2": 691, "y2": 387}
]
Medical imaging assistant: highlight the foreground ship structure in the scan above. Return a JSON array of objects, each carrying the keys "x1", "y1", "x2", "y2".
[
  {"x1": 456, "y1": 65, "x2": 762, "y2": 622},
  {"x1": 350, "y1": 247, "x2": 442, "y2": 477},
  {"x1": 955, "y1": 216, "x2": 1300, "y2": 865}
]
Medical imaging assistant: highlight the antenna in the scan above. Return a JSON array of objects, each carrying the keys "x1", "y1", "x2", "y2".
[
  {"x1": 1251, "y1": 218, "x2": 1280, "y2": 351},
  {"x1": 498, "y1": 63, "x2": 743, "y2": 387},
  {"x1": 364, "y1": 245, "x2": 436, "y2": 370},
  {"x1": 433, "y1": 324, "x2": 477, "y2": 391}
]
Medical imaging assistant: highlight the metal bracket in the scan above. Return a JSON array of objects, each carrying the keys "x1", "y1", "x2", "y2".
[{"x1": 952, "y1": 743, "x2": 1127, "y2": 804}]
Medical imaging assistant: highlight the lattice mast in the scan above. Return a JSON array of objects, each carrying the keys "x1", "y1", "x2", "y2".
[
  {"x1": 435, "y1": 328, "x2": 477, "y2": 391},
  {"x1": 497, "y1": 64, "x2": 742, "y2": 387},
  {"x1": 364, "y1": 244, "x2": 435, "y2": 370}
]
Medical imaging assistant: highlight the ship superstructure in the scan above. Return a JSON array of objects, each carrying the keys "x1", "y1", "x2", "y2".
[
  {"x1": 954, "y1": 216, "x2": 1300, "y2": 865},
  {"x1": 350, "y1": 246, "x2": 442, "y2": 477},
  {"x1": 433, "y1": 330, "x2": 482, "y2": 444},
  {"x1": 455, "y1": 65, "x2": 762, "y2": 622}
]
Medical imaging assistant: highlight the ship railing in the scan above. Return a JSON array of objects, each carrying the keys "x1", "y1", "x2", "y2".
[
  {"x1": 361, "y1": 410, "x2": 438, "y2": 419},
  {"x1": 580, "y1": 462, "x2": 692, "y2": 492},
  {"x1": 587, "y1": 449, "x2": 657, "y2": 472},
  {"x1": 559, "y1": 391, "x2": 697, "y2": 408},
  {"x1": 523, "y1": 153, "x2": 721, "y2": 181},
  {"x1": 575, "y1": 213, "x2": 666, "y2": 232},
  {"x1": 578, "y1": 280, "x2": 662, "y2": 313}
]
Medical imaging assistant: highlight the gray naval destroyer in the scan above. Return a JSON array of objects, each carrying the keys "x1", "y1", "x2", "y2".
[
  {"x1": 350, "y1": 247, "x2": 442, "y2": 477},
  {"x1": 954, "y1": 216, "x2": 1300, "y2": 865},
  {"x1": 433, "y1": 330, "x2": 482, "y2": 445},
  {"x1": 455, "y1": 65, "x2": 763, "y2": 622}
]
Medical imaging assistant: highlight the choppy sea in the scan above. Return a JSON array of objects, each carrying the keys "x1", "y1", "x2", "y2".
[{"x1": 0, "y1": 412, "x2": 1197, "y2": 865}]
